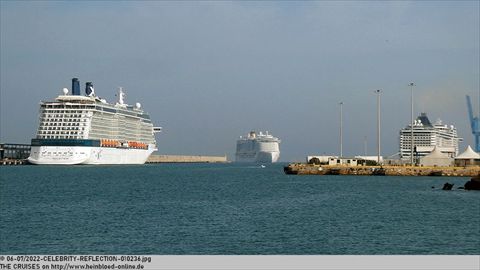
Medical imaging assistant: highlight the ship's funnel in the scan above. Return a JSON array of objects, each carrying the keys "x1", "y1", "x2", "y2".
[
  {"x1": 85, "y1": 82, "x2": 95, "y2": 96},
  {"x1": 72, "y1": 78, "x2": 80, "y2": 95}
]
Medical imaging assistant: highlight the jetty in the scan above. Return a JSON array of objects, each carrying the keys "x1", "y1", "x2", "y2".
[
  {"x1": 284, "y1": 163, "x2": 480, "y2": 177},
  {"x1": 0, "y1": 155, "x2": 228, "y2": 165},
  {"x1": 1, "y1": 159, "x2": 28, "y2": 166},
  {"x1": 147, "y1": 154, "x2": 228, "y2": 163}
]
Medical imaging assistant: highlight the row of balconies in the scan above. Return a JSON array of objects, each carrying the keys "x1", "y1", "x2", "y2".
[
  {"x1": 38, "y1": 126, "x2": 85, "y2": 131},
  {"x1": 40, "y1": 118, "x2": 87, "y2": 123},
  {"x1": 41, "y1": 112, "x2": 85, "y2": 116},
  {"x1": 42, "y1": 108, "x2": 87, "y2": 112},
  {"x1": 39, "y1": 135, "x2": 83, "y2": 139},
  {"x1": 38, "y1": 130, "x2": 83, "y2": 135},
  {"x1": 40, "y1": 122, "x2": 86, "y2": 127}
]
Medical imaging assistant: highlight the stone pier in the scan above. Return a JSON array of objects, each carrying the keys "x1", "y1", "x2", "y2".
[
  {"x1": 284, "y1": 163, "x2": 480, "y2": 177},
  {"x1": 147, "y1": 154, "x2": 228, "y2": 163}
]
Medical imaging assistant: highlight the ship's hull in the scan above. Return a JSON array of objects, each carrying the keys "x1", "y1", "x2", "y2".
[
  {"x1": 28, "y1": 146, "x2": 155, "y2": 165},
  {"x1": 235, "y1": 151, "x2": 280, "y2": 163}
]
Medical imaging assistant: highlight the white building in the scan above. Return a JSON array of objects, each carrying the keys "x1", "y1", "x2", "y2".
[
  {"x1": 307, "y1": 155, "x2": 382, "y2": 166},
  {"x1": 306, "y1": 155, "x2": 336, "y2": 164},
  {"x1": 399, "y1": 113, "x2": 462, "y2": 161},
  {"x1": 354, "y1": 156, "x2": 383, "y2": 163},
  {"x1": 328, "y1": 157, "x2": 359, "y2": 166}
]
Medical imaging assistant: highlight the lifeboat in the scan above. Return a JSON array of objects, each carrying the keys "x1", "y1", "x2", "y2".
[
  {"x1": 101, "y1": 139, "x2": 120, "y2": 148},
  {"x1": 121, "y1": 141, "x2": 148, "y2": 149}
]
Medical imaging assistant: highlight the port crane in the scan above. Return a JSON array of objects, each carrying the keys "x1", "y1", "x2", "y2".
[{"x1": 466, "y1": 95, "x2": 480, "y2": 152}]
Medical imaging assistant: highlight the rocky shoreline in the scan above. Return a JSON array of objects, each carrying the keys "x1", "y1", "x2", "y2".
[{"x1": 284, "y1": 163, "x2": 480, "y2": 177}]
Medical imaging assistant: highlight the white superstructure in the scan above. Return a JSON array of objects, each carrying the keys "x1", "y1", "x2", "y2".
[
  {"x1": 399, "y1": 113, "x2": 462, "y2": 161},
  {"x1": 235, "y1": 131, "x2": 280, "y2": 163},
  {"x1": 28, "y1": 78, "x2": 161, "y2": 165}
]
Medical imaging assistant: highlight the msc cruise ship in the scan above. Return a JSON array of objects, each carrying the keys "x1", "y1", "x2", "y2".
[
  {"x1": 399, "y1": 112, "x2": 462, "y2": 160},
  {"x1": 235, "y1": 131, "x2": 281, "y2": 163},
  {"x1": 28, "y1": 78, "x2": 161, "y2": 165}
]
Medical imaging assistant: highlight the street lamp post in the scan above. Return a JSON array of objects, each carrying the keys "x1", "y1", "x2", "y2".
[
  {"x1": 409, "y1": 82, "x2": 415, "y2": 166},
  {"x1": 339, "y1": 102, "x2": 343, "y2": 158},
  {"x1": 375, "y1": 90, "x2": 381, "y2": 165},
  {"x1": 364, "y1": 136, "x2": 367, "y2": 156}
]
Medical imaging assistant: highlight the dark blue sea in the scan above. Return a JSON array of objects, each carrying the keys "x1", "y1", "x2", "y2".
[{"x1": 1, "y1": 163, "x2": 479, "y2": 254}]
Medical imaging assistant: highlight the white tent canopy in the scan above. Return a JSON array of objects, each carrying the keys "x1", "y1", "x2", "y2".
[
  {"x1": 455, "y1": 145, "x2": 480, "y2": 160},
  {"x1": 425, "y1": 146, "x2": 450, "y2": 158},
  {"x1": 420, "y1": 146, "x2": 453, "y2": 167}
]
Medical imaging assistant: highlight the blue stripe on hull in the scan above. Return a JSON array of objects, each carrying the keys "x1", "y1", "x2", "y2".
[{"x1": 31, "y1": 139, "x2": 101, "y2": 147}]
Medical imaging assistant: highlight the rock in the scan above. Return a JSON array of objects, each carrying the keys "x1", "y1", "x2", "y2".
[
  {"x1": 464, "y1": 177, "x2": 480, "y2": 190},
  {"x1": 283, "y1": 165, "x2": 298, "y2": 175},
  {"x1": 429, "y1": 171, "x2": 443, "y2": 176},
  {"x1": 327, "y1": 168, "x2": 340, "y2": 175},
  {"x1": 372, "y1": 168, "x2": 386, "y2": 176},
  {"x1": 442, "y1": 182, "x2": 454, "y2": 190}
]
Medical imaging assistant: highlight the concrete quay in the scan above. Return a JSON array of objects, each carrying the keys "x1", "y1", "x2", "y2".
[
  {"x1": 284, "y1": 163, "x2": 480, "y2": 177},
  {"x1": 1, "y1": 159, "x2": 28, "y2": 166},
  {"x1": 147, "y1": 154, "x2": 228, "y2": 163}
]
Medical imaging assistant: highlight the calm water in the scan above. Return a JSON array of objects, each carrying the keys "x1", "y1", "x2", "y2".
[{"x1": 0, "y1": 163, "x2": 479, "y2": 254}]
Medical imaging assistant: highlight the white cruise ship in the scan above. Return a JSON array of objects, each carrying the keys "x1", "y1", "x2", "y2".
[
  {"x1": 28, "y1": 78, "x2": 161, "y2": 165},
  {"x1": 399, "y1": 112, "x2": 462, "y2": 161},
  {"x1": 235, "y1": 131, "x2": 280, "y2": 163}
]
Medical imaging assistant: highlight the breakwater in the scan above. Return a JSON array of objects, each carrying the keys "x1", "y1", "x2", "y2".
[
  {"x1": 1, "y1": 155, "x2": 229, "y2": 165},
  {"x1": 147, "y1": 154, "x2": 228, "y2": 163},
  {"x1": 1, "y1": 159, "x2": 28, "y2": 166},
  {"x1": 284, "y1": 163, "x2": 480, "y2": 177}
]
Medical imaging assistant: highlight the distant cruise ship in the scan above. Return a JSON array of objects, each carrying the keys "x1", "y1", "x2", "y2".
[
  {"x1": 399, "y1": 112, "x2": 462, "y2": 160},
  {"x1": 235, "y1": 131, "x2": 280, "y2": 163},
  {"x1": 28, "y1": 78, "x2": 161, "y2": 165}
]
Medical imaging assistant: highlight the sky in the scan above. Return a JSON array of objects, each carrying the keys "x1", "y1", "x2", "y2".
[{"x1": 1, "y1": 1, "x2": 479, "y2": 162}]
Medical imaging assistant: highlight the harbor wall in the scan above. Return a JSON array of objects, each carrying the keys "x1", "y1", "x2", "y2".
[
  {"x1": 1, "y1": 155, "x2": 228, "y2": 165},
  {"x1": 147, "y1": 154, "x2": 228, "y2": 163},
  {"x1": 1, "y1": 159, "x2": 28, "y2": 166},
  {"x1": 284, "y1": 163, "x2": 480, "y2": 177}
]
